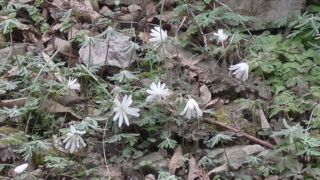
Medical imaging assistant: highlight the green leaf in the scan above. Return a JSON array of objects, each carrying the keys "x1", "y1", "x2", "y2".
[
  {"x1": 205, "y1": 133, "x2": 234, "y2": 148},
  {"x1": 158, "y1": 131, "x2": 177, "y2": 149}
]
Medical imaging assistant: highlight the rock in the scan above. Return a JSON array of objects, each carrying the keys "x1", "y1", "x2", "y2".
[
  {"x1": 0, "y1": 44, "x2": 27, "y2": 63},
  {"x1": 135, "y1": 151, "x2": 169, "y2": 171},
  {"x1": 220, "y1": 0, "x2": 307, "y2": 30},
  {"x1": 207, "y1": 144, "x2": 267, "y2": 171},
  {"x1": 79, "y1": 32, "x2": 138, "y2": 68}
]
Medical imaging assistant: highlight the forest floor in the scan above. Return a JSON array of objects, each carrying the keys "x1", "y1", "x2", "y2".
[{"x1": 0, "y1": 0, "x2": 320, "y2": 179}]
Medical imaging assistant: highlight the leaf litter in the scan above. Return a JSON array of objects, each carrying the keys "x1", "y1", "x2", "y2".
[{"x1": 0, "y1": 0, "x2": 318, "y2": 179}]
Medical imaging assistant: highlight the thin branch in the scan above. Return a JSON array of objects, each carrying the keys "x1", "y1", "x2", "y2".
[
  {"x1": 205, "y1": 118, "x2": 274, "y2": 149},
  {"x1": 166, "y1": 106, "x2": 274, "y2": 149}
]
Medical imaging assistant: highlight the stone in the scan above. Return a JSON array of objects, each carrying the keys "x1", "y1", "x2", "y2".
[
  {"x1": 220, "y1": 0, "x2": 307, "y2": 30},
  {"x1": 207, "y1": 144, "x2": 268, "y2": 171},
  {"x1": 0, "y1": 44, "x2": 27, "y2": 63}
]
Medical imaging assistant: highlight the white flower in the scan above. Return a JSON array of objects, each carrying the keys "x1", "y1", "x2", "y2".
[
  {"x1": 14, "y1": 163, "x2": 28, "y2": 174},
  {"x1": 180, "y1": 98, "x2": 203, "y2": 119},
  {"x1": 63, "y1": 125, "x2": 86, "y2": 153},
  {"x1": 67, "y1": 77, "x2": 80, "y2": 91},
  {"x1": 113, "y1": 95, "x2": 140, "y2": 127},
  {"x1": 213, "y1": 29, "x2": 228, "y2": 45},
  {"x1": 228, "y1": 62, "x2": 249, "y2": 81},
  {"x1": 149, "y1": 26, "x2": 168, "y2": 47},
  {"x1": 146, "y1": 82, "x2": 171, "y2": 102}
]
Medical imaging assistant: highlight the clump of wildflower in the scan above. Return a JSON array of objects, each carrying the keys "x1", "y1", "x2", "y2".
[
  {"x1": 146, "y1": 82, "x2": 171, "y2": 102},
  {"x1": 63, "y1": 125, "x2": 86, "y2": 153},
  {"x1": 113, "y1": 95, "x2": 140, "y2": 127},
  {"x1": 149, "y1": 26, "x2": 168, "y2": 47},
  {"x1": 180, "y1": 98, "x2": 203, "y2": 119},
  {"x1": 67, "y1": 77, "x2": 80, "y2": 91},
  {"x1": 213, "y1": 29, "x2": 228, "y2": 45},
  {"x1": 228, "y1": 62, "x2": 249, "y2": 81}
]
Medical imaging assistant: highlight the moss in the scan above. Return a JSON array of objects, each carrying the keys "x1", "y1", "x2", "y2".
[
  {"x1": 0, "y1": 126, "x2": 26, "y2": 146},
  {"x1": 243, "y1": 122, "x2": 258, "y2": 136},
  {"x1": 214, "y1": 106, "x2": 232, "y2": 124},
  {"x1": 0, "y1": 33, "x2": 6, "y2": 49}
]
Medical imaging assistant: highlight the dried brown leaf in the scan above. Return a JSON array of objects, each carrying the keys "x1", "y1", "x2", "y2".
[
  {"x1": 52, "y1": 134, "x2": 68, "y2": 153},
  {"x1": 144, "y1": 174, "x2": 156, "y2": 180},
  {"x1": 51, "y1": 0, "x2": 101, "y2": 22},
  {"x1": 67, "y1": 26, "x2": 81, "y2": 40},
  {"x1": 172, "y1": 54, "x2": 203, "y2": 69},
  {"x1": 0, "y1": 98, "x2": 27, "y2": 108},
  {"x1": 265, "y1": 175, "x2": 279, "y2": 180},
  {"x1": 258, "y1": 108, "x2": 271, "y2": 129},
  {"x1": 191, "y1": 81, "x2": 200, "y2": 97},
  {"x1": 53, "y1": 37, "x2": 78, "y2": 57},
  {"x1": 138, "y1": 32, "x2": 150, "y2": 43},
  {"x1": 117, "y1": 12, "x2": 141, "y2": 21},
  {"x1": 187, "y1": 156, "x2": 210, "y2": 180},
  {"x1": 207, "y1": 164, "x2": 228, "y2": 176},
  {"x1": 200, "y1": 84, "x2": 211, "y2": 104},
  {"x1": 144, "y1": 1, "x2": 157, "y2": 17},
  {"x1": 41, "y1": 31, "x2": 52, "y2": 43},
  {"x1": 0, "y1": 148, "x2": 14, "y2": 161},
  {"x1": 128, "y1": 4, "x2": 142, "y2": 12},
  {"x1": 42, "y1": 51, "x2": 64, "y2": 83},
  {"x1": 97, "y1": 165, "x2": 123, "y2": 178},
  {"x1": 22, "y1": 30, "x2": 42, "y2": 46},
  {"x1": 203, "y1": 98, "x2": 229, "y2": 109},
  {"x1": 53, "y1": 95, "x2": 84, "y2": 105},
  {"x1": 40, "y1": 100, "x2": 82, "y2": 119},
  {"x1": 169, "y1": 145, "x2": 183, "y2": 174},
  {"x1": 79, "y1": 33, "x2": 138, "y2": 68},
  {"x1": 147, "y1": 11, "x2": 172, "y2": 23}
]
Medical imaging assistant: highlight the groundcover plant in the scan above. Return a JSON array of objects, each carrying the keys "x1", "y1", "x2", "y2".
[{"x1": 0, "y1": 0, "x2": 320, "y2": 179}]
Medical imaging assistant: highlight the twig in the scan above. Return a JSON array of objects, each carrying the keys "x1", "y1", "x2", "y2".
[
  {"x1": 166, "y1": 105, "x2": 274, "y2": 149},
  {"x1": 205, "y1": 118, "x2": 274, "y2": 149},
  {"x1": 307, "y1": 103, "x2": 319, "y2": 130},
  {"x1": 184, "y1": 2, "x2": 208, "y2": 51}
]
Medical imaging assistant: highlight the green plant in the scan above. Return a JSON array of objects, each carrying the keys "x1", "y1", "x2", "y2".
[
  {"x1": 268, "y1": 91, "x2": 304, "y2": 118},
  {"x1": 158, "y1": 171, "x2": 179, "y2": 180},
  {"x1": 158, "y1": 131, "x2": 177, "y2": 149},
  {"x1": 105, "y1": 133, "x2": 140, "y2": 146},
  {"x1": 14, "y1": 138, "x2": 51, "y2": 161},
  {"x1": 205, "y1": 133, "x2": 234, "y2": 148}
]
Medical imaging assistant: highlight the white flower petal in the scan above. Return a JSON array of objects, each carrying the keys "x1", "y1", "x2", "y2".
[
  {"x1": 149, "y1": 26, "x2": 168, "y2": 47},
  {"x1": 213, "y1": 29, "x2": 228, "y2": 44},
  {"x1": 229, "y1": 62, "x2": 249, "y2": 81},
  {"x1": 124, "y1": 114, "x2": 129, "y2": 126},
  {"x1": 145, "y1": 82, "x2": 171, "y2": 102},
  {"x1": 181, "y1": 98, "x2": 202, "y2": 119},
  {"x1": 126, "y1": 107, "x2": 140, "y2": 117},
  {"x1": 14, "y1": 163, "x2": 28, "y2": 174},
  {"x1": 67, "y1": 78, "x2": 81, "y2": 90},
  {"x1": 70, "y1": 141, "x2": 76, "y2": 153},
  {"x1": 63, "y1": 125, "x2": 86, "y2": 153},
  {"x1": 112, "y1": 95, "x2": 140, "y2": 128},
  {"x1": 64, "y1": 137, "x2": 71, "y2": 149},
  {"x1": 118, "y1": 113, "x2": 124, "y2": 127},
  {"x1": 113, "y1": 111, "x2": 120, "y2": 121},
  {"x1": 114, "y1": 98, "x2": 121, "y2": 107}
]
